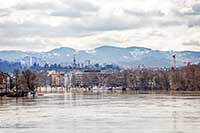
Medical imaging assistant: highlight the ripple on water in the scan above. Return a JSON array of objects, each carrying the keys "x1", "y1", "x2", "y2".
[{"x1": 0, "y1": 93, "x2": 200, "y2": 133}]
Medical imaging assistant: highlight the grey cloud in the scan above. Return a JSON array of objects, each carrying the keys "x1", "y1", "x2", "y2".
[
  {"x1": 188, "y1": 18, "x2": 200, "y2": 27},
  {"x1": 159, "y1": 19, "x2": 184, "y2": 27},
  {"x1": 177, "y1": 3, "x2": 200, "y2": 16},
  {"x1": 0, "y1": 20, "x2": 97, "y2": 38},
  {"x1": 178, "y1": 3, "x2": 200, "y2": 27},
  {"x1": 50, "y1": 8, "x2": 81, "y2": 18},
  {"x1": 0, "y1": 8, "x2": 11, "y2": 17},
  {"x1": 0, "y1": 13, "x2": 186, "y2": 39},
  {"x1": 124, "y1": 9, "x2": 165, "y2": 17},
  {"x1": 0, "y1": 21, "x2": 51, "y2": 37},
  {"x1": 79, "y1": 16, "x2": 185, "y2": 32},
  {"x1": 14, "y1": 2, "x2": 56, "y2": 10},
  {"x1": 79, "y1": 18, "x2": 135, "y2": 31},
  {"x1": 0, "y1": 38, "x2": 62, "y2": 51},
  {"x1": 148, "y1": 31, "x2": 165, "y2": 37},
  {"x1": 99, "y1": 37, "x2": 122, "y2": 44},
  {"x1": 0, "y1": 0, "x2": 200, "y2": 52},
  {"x1": 50, "y1": 0, "x2": 98, "y2": 17},
  {"x1": 0, "y1": 14, "x2": 137, "y2": 38},
  {"x1": 183, "y1": 40, "x2": 200, "y2": 46},
  {"x1": 61, "y1": 0, "x2": 99, "y2": 12},
  {"x1": 14, "y1": 0, "x2": 98, "y2": 18},
  {"x1": 0, "y1": 0, "x2": 197, "y2": 39},
  {"x1": 166, "y1": 9, "x2": 200, "y2": 28}
]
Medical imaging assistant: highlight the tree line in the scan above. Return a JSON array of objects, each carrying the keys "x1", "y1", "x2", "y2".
[
  {"x1": 1, "y1": 65, "x2": 200, "y2": 97},
  {"x1": 99, "y1": 65, "x2": 200, "y2": 91}
]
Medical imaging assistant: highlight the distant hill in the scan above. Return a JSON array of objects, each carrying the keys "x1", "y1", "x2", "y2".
[{"x1": 0, "y1": 46, "x2": 200, "y2": 68}]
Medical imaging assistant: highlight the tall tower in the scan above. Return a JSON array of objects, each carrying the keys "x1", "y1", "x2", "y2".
[{"x1": 172, "y1": 54, "x2": 176, "y2": 70}]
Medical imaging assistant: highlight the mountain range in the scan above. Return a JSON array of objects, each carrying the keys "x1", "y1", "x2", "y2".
[{"x1": 0, "y1": 46, "x2": 200, "y2": 68}]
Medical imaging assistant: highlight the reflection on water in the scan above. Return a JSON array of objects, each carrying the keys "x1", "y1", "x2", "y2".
[{"x1": 0, "y1": 93, "x2": 200, "y2": 133}]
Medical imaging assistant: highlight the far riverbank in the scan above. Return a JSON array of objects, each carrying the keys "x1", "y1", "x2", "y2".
[{"x1": 36, "y1": 87, "x2": 200, "y2": 96}]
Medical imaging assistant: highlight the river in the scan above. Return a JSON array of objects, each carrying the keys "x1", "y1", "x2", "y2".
[{"x1": 0, "y1": 92, "x2": 200, "y2": 133}]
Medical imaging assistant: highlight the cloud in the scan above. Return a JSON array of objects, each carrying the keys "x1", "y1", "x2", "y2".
[
  {"x1": 50, "y1": 8, "x2": 81, "y2": 18},
  {"x1": 14, "y1": 0, "x2": 99, "y2": 18},
  {"x1": 183, "y1": 40, "x2": 200, "y2": 46},
  {"x1": 0, "y1": 8, "x2": 11, "y2": 17},
  {"x1": 50, "y1": 0, "x2": 99, "y2": 17},
  {"x1": 14, "y1": 2, "x2": 57, "y2": 10},
  {"x1": 124, "y1": 9, "x2": 165, "y2": 17},
  {"x1": 188, "y1": 18, "x2": 200, "y2": 27},
  {"x1": 0, "y1": 0, "x2": 200, "y2": 51},
  {"x1": 147, "y1": 30, "x2": 165, "y2": 37},
  {"x1": 0, "y1": 37, "x2": 63, "y2": 52},
  {"x1": 61, "y1": 0, "x2": 99, "y2": 12},
  {"x1": 0, "y1": 0, "x2": 195, "y2": 36}
]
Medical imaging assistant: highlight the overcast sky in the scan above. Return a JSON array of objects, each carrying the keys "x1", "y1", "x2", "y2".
[{"x1": 0, "y1": 0, "x2": 200, "y2": 51}]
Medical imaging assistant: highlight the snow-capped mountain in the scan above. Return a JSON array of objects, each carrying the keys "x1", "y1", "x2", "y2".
[{"x1": 0, "y1": 46, "x2": 200, "y2": 68}]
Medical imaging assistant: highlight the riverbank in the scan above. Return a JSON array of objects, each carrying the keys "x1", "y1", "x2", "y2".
[
  {"x1": 2, "y1": 86, "x2": 200, "y2": 98},
  {"x1": 36, "y1": 87, "x2": 200, "y2": 96}
]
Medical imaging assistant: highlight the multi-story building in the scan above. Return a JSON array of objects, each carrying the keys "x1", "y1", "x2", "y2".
[
  {"x1": 49, "y1": 71, "x2": 65, "y2": 87},
  {"x1": 70, "y1": 70, "x2": 100, "y2": 87}
]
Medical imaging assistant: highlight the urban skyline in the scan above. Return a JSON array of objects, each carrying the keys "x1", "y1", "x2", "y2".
[{"x1": 1, "y1": 1, "x2": 200, "y2": 133}]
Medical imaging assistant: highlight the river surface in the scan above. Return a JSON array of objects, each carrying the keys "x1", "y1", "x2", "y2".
[{"x1": 0, "y1": 92, "x2": 200, "y2": 133}]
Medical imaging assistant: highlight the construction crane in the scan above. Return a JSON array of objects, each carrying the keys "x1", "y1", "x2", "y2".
[{"x1": 172, "y1": 54, "x2": 176, "y2": 71}]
